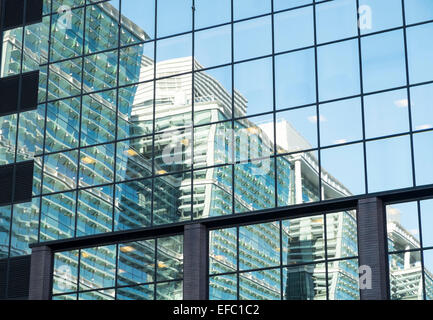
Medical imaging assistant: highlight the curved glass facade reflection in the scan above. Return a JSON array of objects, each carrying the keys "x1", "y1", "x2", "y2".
[{"x1": 0, "y1": 0, "x2": 433, "y2": 300}]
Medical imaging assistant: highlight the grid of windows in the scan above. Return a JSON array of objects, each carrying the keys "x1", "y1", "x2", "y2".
[
  {"x1": 209, "y1": 210, "x2": 360, "y2": 300},
  {"x1": 386, "y1": 200, "x2": 433, "y2": 300},
  {"x1": 51, "y1": 234, "x2": 183, "y2": 300},
  {"x1": 0, "y1": 0, "x2": 432, "y2": 301}
]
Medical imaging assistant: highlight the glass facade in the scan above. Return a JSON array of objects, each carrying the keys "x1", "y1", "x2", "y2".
[{"x1": 0, "y1": 0, "x2": 433, "y2": 300}]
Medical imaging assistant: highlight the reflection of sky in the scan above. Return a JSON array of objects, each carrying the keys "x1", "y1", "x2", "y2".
[{"x1": 106, "y1": 0, "x2": 433, "y2": 195}]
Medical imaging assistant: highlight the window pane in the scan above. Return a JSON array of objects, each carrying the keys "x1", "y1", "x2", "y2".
[
  {"x1": 121, "y1": 0, "x2": 155, "y2": 43},
  {"x1": 321, "y1": 143, "x2": 365, "y2": 198},
  {"x1": 233, "y1": 0, "x2": 271, "y2": 20},
  {"x1": 156, "y1": 34, "x2": 192, "y2": 75},
  {"x1": 411, "y1": 83, "x2": 433, "y2": 132},
  {"x1": 387, "y1": 202, "x2": 420, "y2": 253},
  {"x1": 195, "y1": 25, "x2": 231, "y2": 70},
  {"x1": 274, "y1": 6, "x2": 313, "y2": 53},
  {"x1": 239, "y1": 269, "x2": 281, "y2": 300},
  {"x1": 117, "y1": 284, "x2": 154, "y2": 300},
  {"x1": 366, "y1": 136, "x2": 413, "y2": 193},
  {"x1": 157, "y1": 0, "x2": 192, "y2": 37},
  {"x1": 407, "y1": 23, "x2": 433, "y2": 85},
  {"x1": 283, "y1": 263, "x2": 327, "y2": 300},
  {"x1": 156, "y1": 235, "x2": 183, "y2": 281},
  {"x1": 234, "y1": 16, "x2": 272, "y2": 62},
  {"x1": 0, "y1": 206, "x2": 11, "y2": 259},
  {"x1": 414, "y1": 131, "x2": 433, "y2": 186},
  {"x1": 389, "y1": 251, "x2": 423, "y2": 300},
  {"x1": 327, "y1": 211, "x2": 358, "y2": 260},
  {"x1": 156, "y1": 281, "x2": 183, "y2": 300},
  {"x1": 275, "y1": 48, "x2": 316, "y2": 109},
  {"x1": 319, "y1": 97, "x2": 363, "y2": 147},
  {"x1": 420, "y1": 199, "x2": 433, "y2": 248},
  {"x1": 53, "y1": 251, "x2": 79, "y2": 295},
  {"x1": 210, "y1": 274, "x2": 237, "y2": 300},
  {"x1": 43, "y1": 150, "x2": 78, "y2": 194},
  {"x1": 209, "y1": 228, "x2": 237, "y2": 275},
  {"x1": 79, "y1": 245, "x2": 116, "y2": 291},
  {"x1": 274, "y1": 0, "x2": 312, "y2": 11},
  {"x1": 239, "y1": 222, "x2": 280, "y2": 271},
  {"x1": 318, "y1": 39, "x2": 360, "y2": 101},
  {"x1": 405, "y1": 0, "x2": 433, "y2": 25},
  {"x1": 316, "y1": 0, "x2": 357, "y2": 44},
  {"x1": 364, "y1": 89, "x2": 409, "y2": 139},
  {"x1": 234, "y1": 57, "x2": 273, "y2": 117},
  {"x1": 195, "y1": 0, "x2": 231, "y2": 29},
  {"x1": 328, "y1": 259, "x2": 360, "y2": 300},
  {"x1": 361, "y1": 30, "x2": 406, "y2": 93},
  {"x1": 359, "y1": 0, "x2": 402, "y2": 34}
]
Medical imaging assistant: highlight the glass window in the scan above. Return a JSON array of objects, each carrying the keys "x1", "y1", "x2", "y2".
[
  {"x1": 119, "y1": 42, "x2": 154, "y2": 86},
  {"x1": 423, "y1": 250, "x2": 433, "y2": 300},
  {"x1": 48, "y1": 58, "x2": 82, "y2": 101},
  {"x1": 156, "y1": 34, "x2": 192, "y2": 76},
  {"x1": 116, "y1": 136, "x2": 153, "y2": 182},
  {"x1": 328, "y1": 259, "x2": 360, "y2": 300},
  {"x1": 0, "y1": 206, "x2": 11, "y2": 259},
  {"x1": 117, "y1": 284, "x2": 154, "y2": 300},
  {"x1": 81, "y1": 90, "x2": 117, "y2": 147},
  {"x1": 327, "y1": 211, "x2": 358, "y2": 259},
  {"x1": 321, "y1": 143, "x2": 365, "y2": 198},
  {"x1": 85, "y1": 1, "x2": 119, "y2": 54},
  {"x1": 76, "y1": 185, "x2": 114, "y2": 236},
  {"x1": 194, "y1": 25, "x2": 231, "y2": 69},
  {"x1": 421, "y1": 199, "x2": 433, "y2": 248},
  {"x1": 234, "y1": 57, "x2": 273, "y2": 117},
  {"x1": 114, "y1": 179, "x2": 152, "y2": 231},
  {"x1": 234, "y1": 159, "x2": 275, "y2": 213},
  {"x1": 274, "y1": 6, "x2": 314, "y2": 53},
  {"x1": 387, "y1": 202, "x2": 420, "y2": 252},
  {"x1": 43, "y1": 150, "x2": 78, "y2": 194},
  {"x1": 389, "y1": 251, "x2": 423, "y2": 300},
  {"x1": 50, "y1": 8, "x2": 84, "y2": 62},
  {"x1": 156, "y1": 280, "x2": 183, "y2": 300},
  {"x1": 157, "y1": 0, "x2": 192, "y2": 37},
  {"x1": 1, "y1": 27, "x2": 23, "y2": 77},
  {"x1": 361, "y1": 30, "x2": 406, "y2": 93},
  {"x1": 233, "y1": 0, "x2": 271, "y2": 21},
  {"x1": 83, "y1": 50, "x2": 118, "y2": 93},
  {"x1": 234, "y1": 16, "x2": 272, "y2": 62},
  {"x1": 45, "y1": 98, "x2": 80, "y2": 153},
  {"x1": 282, "y1": 215, "x2": 325, "y2": 265},
  {"x1": 366, "y1": 135, "x2": 413, "y2": 193},
  {"x1": 9, "y1": 199, "x2": 40, "y2": 257},
  {"x1": 364, "y1": 89, "x2": 410, "y2": 139},
  {"x1": 121, "y1": 0, "x2": 155, "y2": 43},
  {"x1": 410, "y1": 83, "x2": 433, "y2": 132},
  {"x1": 210, "y1": 274, "x2": 237, "y2": 300},
  {"x1": 359, "y1": 0, "x2": 403, "y2": 35},
  {"x1": 79, "y1": 245, "x2": 116, "y2": 291},
  {"x1": 407, "y1": 23, "x2": 433, "y2": 85},
  {"x1": 156, "y1": 235, "x2": 183, "y2": 281},
  {"x1": 0, "y1": 114, "x2": 17, "y2": 166},
  {"x1": 413, "y1": 131, "x2": 433, "y2": 186},
  {"x1": 79, "y1": 143, "x2": 115, "y2": 187},
  {"x1": 283, "y1": 263, "x2": 326, "y2": 300},
  {"x1": 275, "y1": 48, "x2": 316, "y2": 109},
  {"x1": 319, "y1": 97, "x2": 363, "y2": 147},
  {"x1": 40, "y1": 191, "x2": 76, "y2": 241},
  {"x1": 117, "y1": 240, "x2": 155, "y2": 286},
  {"x1": 318, "y1": 39, "x2": 360, "y2": 102},
  {"x1": 52, "y1": 0, "x2": 85, "y2": 12},
  {"x1": 239, "y1": 222, "x2": 280, "y2": 271},
  {"x1": 316, "y1": 0, "x2": 358, "y2": 44},
  {"x1": 53, "y1": 251, "x2": 79, "y2": 295},
  {"x1": 209, "y1": 228, "x2": 237, "y2": 275},
  {"x1": 404, "y1": 0, "x2": 433, "y2": 25},
  {"x1": 276, "y1": 106, "x2": 318, "y2": 153},
  {"x1": 239, "y1": 269, "x2": 281, "y2": 300},
  {"x1": 274, "y1": 0, "x2": 312, "y2": 11},
  {"x1": 195, "y1": 0, "x2": 231, "y2": 29}
]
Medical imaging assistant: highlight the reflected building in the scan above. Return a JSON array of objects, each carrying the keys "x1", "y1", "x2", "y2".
[{"x1": 1, "y1": 0, "x2": 433, "y2": 301}]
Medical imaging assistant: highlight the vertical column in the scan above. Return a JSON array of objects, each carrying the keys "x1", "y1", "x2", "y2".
[
  {"x1": 28, "y1": 246, "x2": 53, "y2": 300},
  {"x1": 357, "y1": 197, "x2": 389, "y2": 300},
  {"x1": 183, "y1": 224, "x2": 208, "y2": 300}
]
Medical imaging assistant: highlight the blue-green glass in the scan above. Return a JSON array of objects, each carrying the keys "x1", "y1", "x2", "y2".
[
  {"x1": 16, "y1": 109, "x2": 45, "y2": 162},
  {"x1": 156, "y1": 280, "x2": 183, "y2": 300},
  {"x1": 40, "y1": 191, "x2": 76, "y2": 241},
  {"x1": 239, "y1": 269, "x2": 281, "y2": 300},
  {"x1": 83, "y1": 50, "x2": 118, "y2": 93},
  {"x1": 0, "y1": 206, "x2": 11, "y2": 259},
  {"x1": 79, "y1": 245, "x2": 116, "y2": 291},
  {"x1": 117, "y1": 240, "x2": 155, "y2": 286},
  {"x1": 209, "y1": 228, "x2": 237, "y2": 275},
  {"x1": 116, "y1": 137, "x2": 153, "y2": 182},
  {"x1": 78, "y1": 289, "x2": 115, "y2": 300},
  {"x1": 79, "y1": 143, "x2": 115, "y2": 187},
  {"x1": 0, "y1": 114, "x2": 17, "y2": 166},
  {"x1": 239, "y1": 222, "x2": 280, "y2": 271},
  {"x1": 326, "y1": 211, "x2": 358, "y2": 260},
  {"x1": 52, "y1": 250, "x2": 79, "y2": 295},
  {"x1": 119, "y1": 42, "x2": 154, "y2": 86},
  {"x1": 209, "y1": 274, "x2": 237, "y2": 300},
  {"x1": 9, "y1": 199, "x2": 40, "y2": 257},
  {"x1": 116, "y1": 284, "x2": 154, "y2": 300},
  {"x1": 48, "y1": 57, "x2": 82, "y2": 100},
  {"x1": 389, "y1": 251, "x2": 423, "y2": 300},
  {"x1": 156, "y1": 235, "x2": 183, "y2": 282},
  {"x1": 283, "y1": 263, "x2": 327, "y2": 300},
  {"x1": 76, "y1": 185, "x2": 113, "y2": 236},
  {"x1": 1, "y1": 27, "x2": 23, "y2": 77},
  {"x1": 327, "y1": 259, "x2": 360, "y2": 300},
  {"x1": 114, "y1": 179, "x2": 152, "y2": 231}
]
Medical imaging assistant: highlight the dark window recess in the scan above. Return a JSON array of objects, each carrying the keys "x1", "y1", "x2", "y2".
[
  {"x1": 0, "y1": 71, "x2": 39, "y2": 116},
  {"x1": 0, "y1": 165, "x2": 13, "y2": 205},
  {"x1": 2, "y1": 0, "x2": 42, "y2": 29},
  {"x1": 13, "y1": 162, "x2": 34, "y2": 203},
  {"x1": 7, "y1": 256, "x2": 31, "y2": 299},
  {"x1": 20, "y1": 71, "x2": 39, "y2": 112},
  {"x1": 0, "y1": 76, "x2": 19, "y2": 115},
  {"x1": 0, "y1": 260, "x2": 7, "y2": 300},
  {"x1": 0, "y1": 161, "x2": 34, "y2": 206}
]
